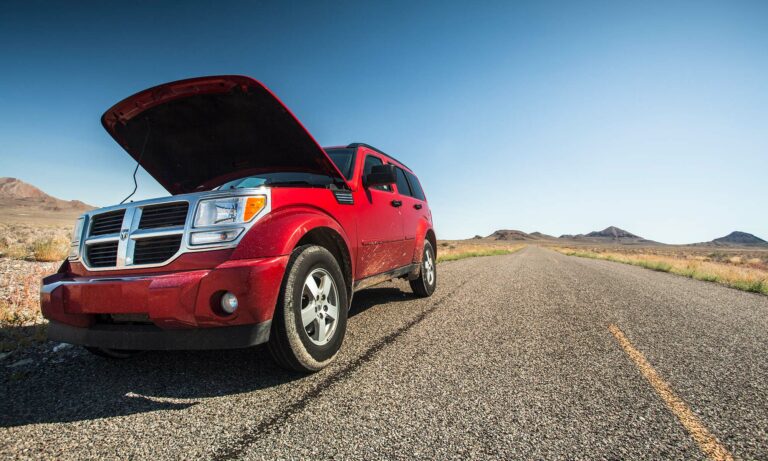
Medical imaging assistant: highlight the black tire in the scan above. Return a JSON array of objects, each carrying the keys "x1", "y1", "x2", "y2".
[
  {"x1": 410, "y1": 240, "x2": 436, "y2": 297},
  {"x1": 84, "y1": 347, "x2": 140, "y2": 359},
  {"x1": 268, "y1": 245, "x2": 349, "y2": 372}
]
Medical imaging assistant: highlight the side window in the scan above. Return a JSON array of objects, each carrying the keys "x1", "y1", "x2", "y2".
[
  {"x1": 405, "y1": 171, "x2": 426, "y2": 201},
  {"x1": 394, "y1": 167, "x2": 412, "y2": 197},
  {"x1": 363, "y1": 155, "x2": 391, "y2": 191},
  {"x1": 325, "y1": 148, "x2": 355, "y2": 179}
]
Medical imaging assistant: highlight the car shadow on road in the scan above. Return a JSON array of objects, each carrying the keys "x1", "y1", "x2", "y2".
[
  {"x1": 1, "y1": 285, "x2": 415, "y2": 428},
  {"x1": 349, "y1": 286, "x2": 417, "y2": 318}
]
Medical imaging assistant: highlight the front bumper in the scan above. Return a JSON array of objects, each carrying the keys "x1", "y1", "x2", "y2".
[
  {"x1": 48, "y1": 320, "x2": 271, "y2": 350},
  {"x1": 41, "y1": 255, "x2": 289, "y2": 349}
]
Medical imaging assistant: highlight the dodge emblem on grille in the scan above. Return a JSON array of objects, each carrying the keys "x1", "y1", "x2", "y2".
[{"x1": 120, "y1": 229, "x2": 129, "y2": 240}]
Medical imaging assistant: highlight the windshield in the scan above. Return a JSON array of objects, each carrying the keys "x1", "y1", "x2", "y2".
[
  {"x1": 325, "y1": 148, "x2": 356, "y2": 179},
  {"x1": 217, "y1": 172, "x2": 336, "y2": 189},
  {"x1": 215, "y1": 148, "x2": 354, "y2": 190}
]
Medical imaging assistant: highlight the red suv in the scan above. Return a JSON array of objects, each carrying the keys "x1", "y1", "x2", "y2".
[{"x1": 41, "y1": 76, "x2": 436, "y2": 372}]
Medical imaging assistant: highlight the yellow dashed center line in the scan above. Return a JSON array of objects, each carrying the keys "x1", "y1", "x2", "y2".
[{"x1": 608, "y1": 324, "x2": 735, "y2": 461}]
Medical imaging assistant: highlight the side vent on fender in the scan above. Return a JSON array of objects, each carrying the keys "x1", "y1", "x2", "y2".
[{"x1": 334, "y1": 191, "x2": 354, "y2": 205}]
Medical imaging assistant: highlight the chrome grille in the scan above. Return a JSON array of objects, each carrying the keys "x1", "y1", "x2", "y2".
[
  {"x1": 86, "y1": 241, "x2": 119, "y2": 267},
  {"x1": 89, "y1": 210, "x2": 125, "y2": 236},
  {"x1": 77, "y1": 189, "x2": 270, "y2": 271},
  {"x1": 139, "y1": 202, "x2": 189, "y2": 229},
  {"x1": 133, "y1": 235, "x2": 183, "y2": 265}
]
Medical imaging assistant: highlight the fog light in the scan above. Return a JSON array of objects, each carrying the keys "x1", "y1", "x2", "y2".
[
  {"x1": 220, "y1": 292, "x2": 239, "y2": 314},
  {"x1": 190, "y1": 228, "x2": 243, "y2": 245}
]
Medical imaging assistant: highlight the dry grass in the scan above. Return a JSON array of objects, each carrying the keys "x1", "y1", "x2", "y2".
[
  {"x1": 0, "y1": 223, "x2": 78, "y2": 350},
  {"x1": 30, "y1": 235, "x2": 70, "y2": 262},
  {"x1": 552, "y1": 246, "x2": 768, "y2": 295},
  {"x1": 437, "y1": 241, "x2": 526, "y2": 262},
  {"x1": 0, "y1": 259, "x2": 58, "y2": 351},
  {"x1": 0, "y1": 223, "x2": 71, "y2": 262},
  {"x1": 550, "y1": 243, "x2": 768, "y2": 270}
]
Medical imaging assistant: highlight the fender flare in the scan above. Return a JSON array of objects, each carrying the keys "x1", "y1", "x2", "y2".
[
  {"x1": 230, "y1": 206, "x2": 354, "y2": 265},
  {"x1": 412, "y1": 219, "x2": 436, "y2": 263}
]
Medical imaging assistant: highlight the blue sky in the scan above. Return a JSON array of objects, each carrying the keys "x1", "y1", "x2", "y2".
[{"x1": 1, "y1": 1, "x2": 766, "y2": 243}]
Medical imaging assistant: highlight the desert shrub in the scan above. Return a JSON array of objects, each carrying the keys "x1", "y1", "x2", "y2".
[
  {"x1": 31, "y1": 236, "x2": 69, "y2": 262},
  {"x1": 553, "y1": 247, "x2": 768, "y2": 295},
  {"x1": 0, "y1": 244, "x2": 29, "y2": 259},
  {"x1": 0, "y1": 260, "x2": 57, "y2": 351}
]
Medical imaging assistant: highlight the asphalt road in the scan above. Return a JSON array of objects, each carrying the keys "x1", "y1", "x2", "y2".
[{"x1": 2, "y1": 246, "x2": 767, "y2": 460}]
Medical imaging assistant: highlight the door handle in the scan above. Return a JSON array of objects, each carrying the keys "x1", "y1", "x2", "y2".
[
  {"x1": 391, "y1": 200, "x2": 402, "y2": 207},
  {"x1": 414, "y1": 203, "x2": 423, "y2": 210}
]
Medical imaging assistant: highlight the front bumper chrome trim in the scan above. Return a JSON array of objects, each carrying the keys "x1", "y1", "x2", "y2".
[{"x1": 40, "y1": 276, "x2": 150, "y2": 295}]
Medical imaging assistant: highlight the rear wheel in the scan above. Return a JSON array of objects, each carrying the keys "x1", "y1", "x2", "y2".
[
  {"x1": 268, "y1": 245, "x2": 348, "y2": 372},
  {"x1": 410, "y1": 240, "x2": 436, "y2": 297}
]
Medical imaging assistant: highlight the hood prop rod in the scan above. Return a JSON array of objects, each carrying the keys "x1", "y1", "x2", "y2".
[{"x1": 120, "y1": 118, "x2": 151, "y2": 204}]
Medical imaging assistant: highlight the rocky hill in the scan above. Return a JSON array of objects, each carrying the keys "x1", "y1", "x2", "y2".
[
  {"x1": 559, "y1": 226, "x2": 655, "y2": 244},
  {"x1": 707, "y1": 231, "x2": 767, "y2": 247},
  {"x1": 584, "y1": 226, "x2": 641, "y2": 239},
  {"x1": 486, "y1": 230, "x2": 556, "y2": 241},
  {"x1": 481, "y1": 225, "x2": 765, "y2": 247},
  {"x1": 487, "y1": 229, "x2": 536, "y2": 241},
  {"x1": 0, "y1": 177, "x2": 93, "y2": 225}
]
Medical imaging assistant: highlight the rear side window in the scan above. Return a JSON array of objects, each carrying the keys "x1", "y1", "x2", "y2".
[
  {"x1": 404, "y1": 171, "x2": 426, "y2": 201},
  {"x1": 363, "y1": 155, "x2": 391, "y2": 191},
  {"x1": 394, "y1": 167, "x2": 412, "y2": 196}
]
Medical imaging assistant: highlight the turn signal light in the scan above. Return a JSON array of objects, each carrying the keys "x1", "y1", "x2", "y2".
[{"x1": 244, "y1": 196, "x2": 267, "y2": 221}]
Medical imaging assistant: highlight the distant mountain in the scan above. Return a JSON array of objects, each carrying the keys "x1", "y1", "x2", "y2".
[
  {"x1": 476, "y1": 225, "x2": 765, "y2": 247},
  {"x1": 559, "y1": 226, "x2": 656, "y2": 244},
  {"x1": 702, "y1": 231, "x2": 768, "y2": 247},
  {"x1": 488, "y1": 229, "x2": 535, "y2": 241},
  {"x1": 0, "y1": 177, "x2": 93, "y2": 226},
  {"x1": 481, "y1": 230, "x2": 558, "y2": 241},
  {"x1": 0, "y1": 177, "x2": 92, "y2": 210},
  {"x1": 585, "y1": 226, "x2": 641, "y2": 239}
]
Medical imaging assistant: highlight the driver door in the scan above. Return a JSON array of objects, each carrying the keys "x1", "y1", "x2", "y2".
[{"x1": 354, "y1": 154, "x2": 406, "y2": 279}]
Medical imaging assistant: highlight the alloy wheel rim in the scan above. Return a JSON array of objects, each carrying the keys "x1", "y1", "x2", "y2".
[
  {"x1": 424, "y1": 249, "x2": 435, "y2": 285},
  {"x1": 300, "y1": 268, "x2": 340, "y2": 346}
]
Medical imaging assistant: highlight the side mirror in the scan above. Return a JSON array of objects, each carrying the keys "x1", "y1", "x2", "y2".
[{"x1": 364, "y1": 164, "x2": 396, "y2": 188}]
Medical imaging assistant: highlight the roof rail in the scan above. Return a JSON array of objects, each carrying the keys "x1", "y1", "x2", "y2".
[{"x1": 346, "y1": 143, "x2": 410, "y2": 170}]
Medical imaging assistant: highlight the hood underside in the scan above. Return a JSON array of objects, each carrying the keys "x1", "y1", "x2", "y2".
[{"x1": 102, "y1": 75, "x2": 346, "y2": 194}]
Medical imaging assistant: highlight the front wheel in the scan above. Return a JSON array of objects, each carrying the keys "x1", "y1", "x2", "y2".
[
  {"x1": 268, "y1": 245, "x2": 348, "y2": 372},
  {"x1": 410, "y1": 240, "x2": 436, "y2": 297}
]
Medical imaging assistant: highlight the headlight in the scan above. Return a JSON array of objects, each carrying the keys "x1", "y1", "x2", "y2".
[
  {"x1": 71, "y1": 217, "x2": 85, "y2": 243},
  {"x1": 68, "y1": 216, "x2": 85, "y2": 260},
  {"x1": 193, "y1": 196, "x2": 266, "y2": 227}
]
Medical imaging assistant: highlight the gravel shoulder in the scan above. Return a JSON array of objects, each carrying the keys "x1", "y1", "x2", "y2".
[{"x1": 2, "y1": 246, "x2": 766, "y2": 459}]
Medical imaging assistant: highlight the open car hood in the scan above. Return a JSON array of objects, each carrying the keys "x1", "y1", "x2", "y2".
[{"x1": 102, "y1": 75, "x2": 347, "y2": 194}]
